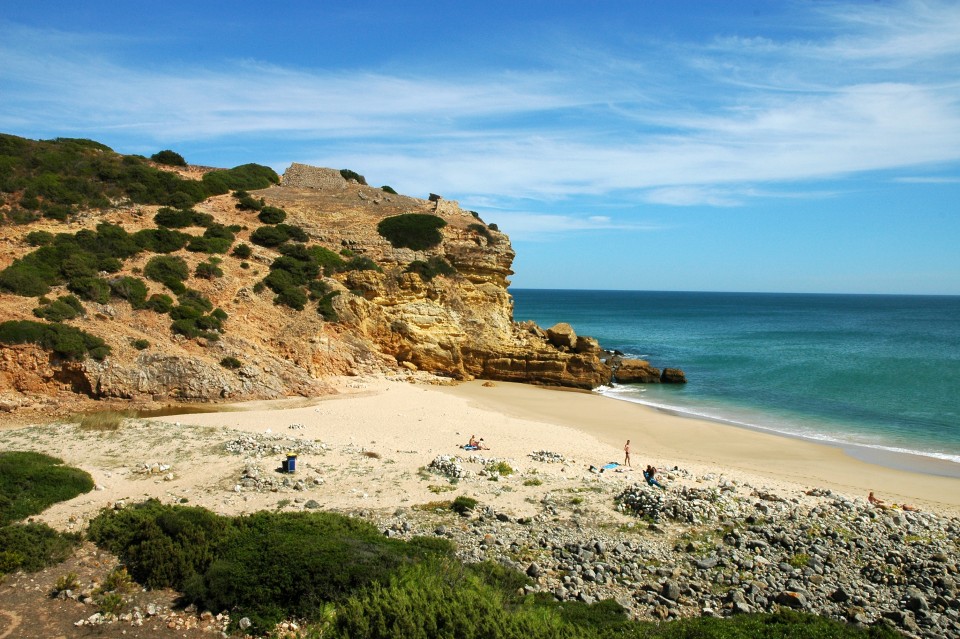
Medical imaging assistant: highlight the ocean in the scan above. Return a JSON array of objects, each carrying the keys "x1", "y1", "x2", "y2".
[{"x1": 511, "y1": 289, "x2": 960, "y2": 475}]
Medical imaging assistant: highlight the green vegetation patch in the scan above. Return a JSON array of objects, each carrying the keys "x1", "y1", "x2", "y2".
[
  {"x1": 0, "y1": 134, "x2": 278, "y2": 212},
  {"x1": 0, "y1": 451, "x2": 94, "y2": 525},
  {"x1": 0, "y1": 320, "x2": 110, "y2": 360},
  {"x1": 33, "y1": 294, "x2": 85, "y2": 322},
  {"x1": 377, "y1": 213, "x2": 447, "y2": 251},
  {"x1": 88, "y1": 501, "x2": 455, "y2": 633},
  {"x1": 406, "y1": 256, "x2": 456, "y2": 281}
]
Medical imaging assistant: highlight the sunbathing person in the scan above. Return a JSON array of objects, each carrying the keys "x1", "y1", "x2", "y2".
[{"x1": 643, "y1": 465, "x2": 666, "y2": 489}]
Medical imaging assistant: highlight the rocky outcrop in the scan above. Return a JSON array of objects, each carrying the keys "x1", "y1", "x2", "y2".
[
  {"x1": 611, "y1": 358, "x2": 661, "y2": 384},
  {"x1": 660, "y1": 368, "x2": 687, "y2": 384},
  {"x1": 0, "y1": 162, "x2": 681, "y2": 408}
]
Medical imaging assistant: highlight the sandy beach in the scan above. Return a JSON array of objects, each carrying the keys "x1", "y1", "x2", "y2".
[{"x1": 4, "y1": 374, "x2": 959, "y2": 533}]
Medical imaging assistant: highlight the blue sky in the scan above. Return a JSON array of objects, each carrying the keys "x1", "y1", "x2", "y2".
[{"x1": 2, "y1": 1, "x2": 959, "y2": 294}]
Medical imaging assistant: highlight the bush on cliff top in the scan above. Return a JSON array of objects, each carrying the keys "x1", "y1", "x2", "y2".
[{"x1": 377, "y1": 213, "x2": 447, "y2": 251}]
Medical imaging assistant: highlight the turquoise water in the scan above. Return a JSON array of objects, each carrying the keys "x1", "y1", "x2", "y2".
[{"x1": 511, "y1": 290, "x2": 960, "y2": 469}]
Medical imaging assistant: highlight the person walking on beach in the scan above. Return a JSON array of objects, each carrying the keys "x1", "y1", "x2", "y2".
[{"x1": 624, "y1": 440, "x2": 631, "y2": 467}]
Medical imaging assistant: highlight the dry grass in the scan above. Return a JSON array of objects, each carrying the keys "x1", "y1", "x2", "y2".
[
  {"x1": 362, "y1": 450, "x2": 381, "y2": 459},
  {"x1": 77, "y1": 411, "x2": 129, "y2": 432}
]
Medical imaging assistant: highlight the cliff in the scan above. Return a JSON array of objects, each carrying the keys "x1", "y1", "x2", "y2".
[{"x1": 0, "y1": 156, "x2": 645, "y2": 414}]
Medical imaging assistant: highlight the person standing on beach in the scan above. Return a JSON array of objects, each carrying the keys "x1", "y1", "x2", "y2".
[{"x1": 624, "y1": 440, "x2": 631, "y2": 467}]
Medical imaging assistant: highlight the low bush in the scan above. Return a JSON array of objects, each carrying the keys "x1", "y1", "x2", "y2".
[
  {"x1": 258, "y1": 206, "x2": 286, "y2": 224},
  {"x1": 109, "y1": 276, "x2": 149, "y2": 308},
  {"x1": 232, "y1": 243, "x2": 252, "y2": 259},
  {"x1": 0, "y1": 451, "x2": 95, "y2": 525},
  {"x1": 451, "y1": 496, "x2": 478, "y2": 515},
  {"x1": 0, "y1": 523, "x2": 83, "y2": 576},
  {"x1": 220, "y1": 356, "x2": 242, "y2": 369},
  {"x1": 406, "y1": 256, "x2": 456, "y2": 281},
  {"x1": 132, "y1": 338, "x2": 150, "y2": 350},
  {"x1": 151, "y1": 150, "x2": 187, "y2": 167},
  {"x1": 317, "y1": 291, "x2": 341, "y2": 321},
  {"x1": 468, "y1": 223, "x2": 495, "y2": 243},
  {"x1": 67, "y1": 276, "x2": 111, "y2": 303},
  {"x1": 381, "y1": 185, "x2": 397, "y2": 194},
  {"x1": 377, "y1": 214, "x2": 447, "y2": 250},
  {"x1": 339, "y1": 169, "x2": 367, "y2": 185},
  {"x1": 195, "y1": 258, "x2": 224, "y2": 280},
  {"x1": 144, "y1": 255, "x2": 189, "y2": 293},
  {"x1": 145, "y1": 293, "x2": 174, "y2": 314},
  {"x1": 0, "y1": 320, "x2": 110, "y2": 360},
  {"x1": 233, "y1": 190, "x2": 263, "y2": 211},
  {"x1": 88, "y1": 502, "x2": 455, "y2": 634},
  {"x1": 133, "y1": 227, "x2": 191, "y2": 253},
  {"x1": 33, "y1": 295, "x2": 84, "y2": 322},
  {"x1": 25, "y1": 230, "x2": 54, "y2": 246},
  {"x1": 154, "y1": 207, "x2": 213, "y2": 229},
  {"x1": 250, "y1": 225, "x2": 289, "y2": 248}
]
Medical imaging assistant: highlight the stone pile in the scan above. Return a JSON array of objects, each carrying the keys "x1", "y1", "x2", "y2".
[
  {"x1": 529, "y1": 450, "x2": 566, "y2": 463},
  {"x1": 223, "y1": 433, "x2": 326, "y2": 457},
  {"x1": 233, "y1": 462, "x2": 323, "y2": 493},
  {"x1": 427, "y1": 455, "x2": 469, "y2": 479}
]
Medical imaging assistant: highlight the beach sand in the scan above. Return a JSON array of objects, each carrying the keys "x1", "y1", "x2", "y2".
[{"x1": 4, "y1": 375, "x2": 959, "y2": 533}]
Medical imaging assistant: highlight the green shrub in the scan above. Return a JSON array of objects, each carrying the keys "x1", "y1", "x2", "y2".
[
  {"x1": 406, "y1": 256, "x2": 456, "y2": 281},
  {"x1": 317, "y1": 291, "x2": 341, "y2": 321},
  {"x1": 0, "y1": 451, "x2": 95, "y2": 525},
  {"x1": 109, "y1": 276, "x2": 149, "y2": 308},
  {"x1": 278, "y1": 223, "x2": 309, "y2": 243},
  {"x1": 88, "y1": 503, "x2": 453, "y2": 634},
  {"x1": 195, "y1": 259, "x2": 224, "y2": 279},
  {"x1": 145, "y1": 293, "x2": 174, "y2": 314},
  {"x1": 133, "y1": 227, "x2": 191, "y2": 253},
  {"x1": 0, "y1": 320, "x2": 110, "y2": 360},
  {"x1": 233, "y1": 190, "x2": 264, "y2": 211},
  {"x1": 0, "y1": 523, "x2": 83, "y2": 576},
  {"x1": 488, "y1": 223, "x2": 499, "y2": 231},
  {"x1": 132, "y1": 338, "x2": 150, "y2": 350},
  {"x1": 309, "y1": 246, "x2": 346, "y2": 275},
  {"x1": 151, "y1": 150, "x2": 187, "y2": 167},
  {"x1": 250, "y1": 225, "x2": 289, "y2": 247},
  {"x1": 274, "y1": 287, "x2": 308, "y2": 310},
  {"x1": 451, "y1": 496, "x2": 478, "y2": 515},
  {"x1": 33, "y1": 295, "x2": 84, "y2": 322},
  {"x1": 232, "y1": 243, "x2": 252, "y2": 259},
  {"x1": 468, "y1": 223, "x2": 495, "y2": 243},
  {"x1": 67, "y1": 276, "x2": 111, "y2": 303},
  {"x1": 220, "y1": 356, "x2": 242, "y2": 369},
  {"x1": 381, "y1": 185, "x2": 397, "y2": 194},
  {"x1": 377, "y1": 214, "x2": 447, "y2": 250},
  {"x1": 339, "y1": 169, "x2": 367, "y2": 185},
  {"x1": 201, "y1": 164, "x2": 279, "y2": 194},
  {"x1": 144, "y1": 255, "x2": 189, "y2": 292},
  {"x1": 345, "y1": 256, "x2": 382, "y2": 272},
  {"x1": 258, "y1": 206, "x2": 287, "y2": 224},
  {"x1": 154, "y1": 207, "x2": 210, "y2": 229},
  {"x1": 25, "y1": 230, "x2": 54, "y2": 246}
]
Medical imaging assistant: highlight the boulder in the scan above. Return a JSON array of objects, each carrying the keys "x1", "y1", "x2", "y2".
[
  {"x1": 660, "y1": 368, "x2": 687, "y2": 384},
  {"x1": 614, "y1": 358, "x2": 661, "y2": 384},
  {"x1": 546, "y1": 323, "x2": 577, "y2": 350},
  {"x1": 575, "y1": 336, "x2": 601, "y2": 354}
]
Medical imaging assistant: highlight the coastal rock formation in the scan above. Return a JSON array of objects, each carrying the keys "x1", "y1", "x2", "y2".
[
  {"x1": 610, "y1": 357, "x2": 661, "y2": 384},
  {"x1": 0, "y1": 159, "x2": 683, "y2": 409}
]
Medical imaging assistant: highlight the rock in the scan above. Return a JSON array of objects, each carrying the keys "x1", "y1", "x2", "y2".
[
  {"x1": 526, "y1": 563, "x2": 542, "y2": 579},
  {"x1": 613, "y1": 358, "x2": 661, "y2": 384},
  {"x1": 660, "y1": 368, "x2": 687, "y2": 383},
  {"x1": 304, "y1": 499, "x2": 320, "y2": 509},
  {"x1": 776, "y1": 591, "x2": 807, "y2": 609},
  {"x1": 545, "y1": 323, "x2": 577, "y2": 350},
  {"x1": 661, "y1": 580, "x2": 681, "y2": 601},
  {"x1": 238, "y1": 617, "x2": 252, "y2": 630}
]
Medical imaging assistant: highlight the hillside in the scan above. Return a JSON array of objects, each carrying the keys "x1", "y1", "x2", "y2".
[{"x1": 0, "y1": 134, "x2": 641, "y2": 415}]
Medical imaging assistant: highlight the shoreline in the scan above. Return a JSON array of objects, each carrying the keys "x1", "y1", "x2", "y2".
[
  {"x1": 607, "y1": 392, "x2": 960, "y2": 480},
  {"x1": 439, "y1": 379, "x2": 960, "y2": 514}
]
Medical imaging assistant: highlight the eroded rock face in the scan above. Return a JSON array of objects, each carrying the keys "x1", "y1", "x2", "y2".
[
  {"x1": 610, "y1": 357, "x2": 662, "y2": 384},
  {"x1": 0, "y1": 163, "x2": 638, "y2": 408}
]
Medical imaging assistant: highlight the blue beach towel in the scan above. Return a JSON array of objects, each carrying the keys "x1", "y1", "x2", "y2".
[{"x1": 601, "y1": 462, "x2": 619, "y2": 470}]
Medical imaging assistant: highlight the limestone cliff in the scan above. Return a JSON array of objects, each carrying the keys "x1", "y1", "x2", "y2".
[{"x1": 0, "y1": 162, "x2": 631, "y2": 413}]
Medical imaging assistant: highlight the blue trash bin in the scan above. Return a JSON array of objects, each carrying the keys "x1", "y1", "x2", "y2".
[{"x1": 286, "y1": 453, "x2": 297, "y2": 473}]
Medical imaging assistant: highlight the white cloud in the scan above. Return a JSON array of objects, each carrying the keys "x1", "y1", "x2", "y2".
[{"x1": 2, "y1": 1, "x2": 959, "y2": 214}]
